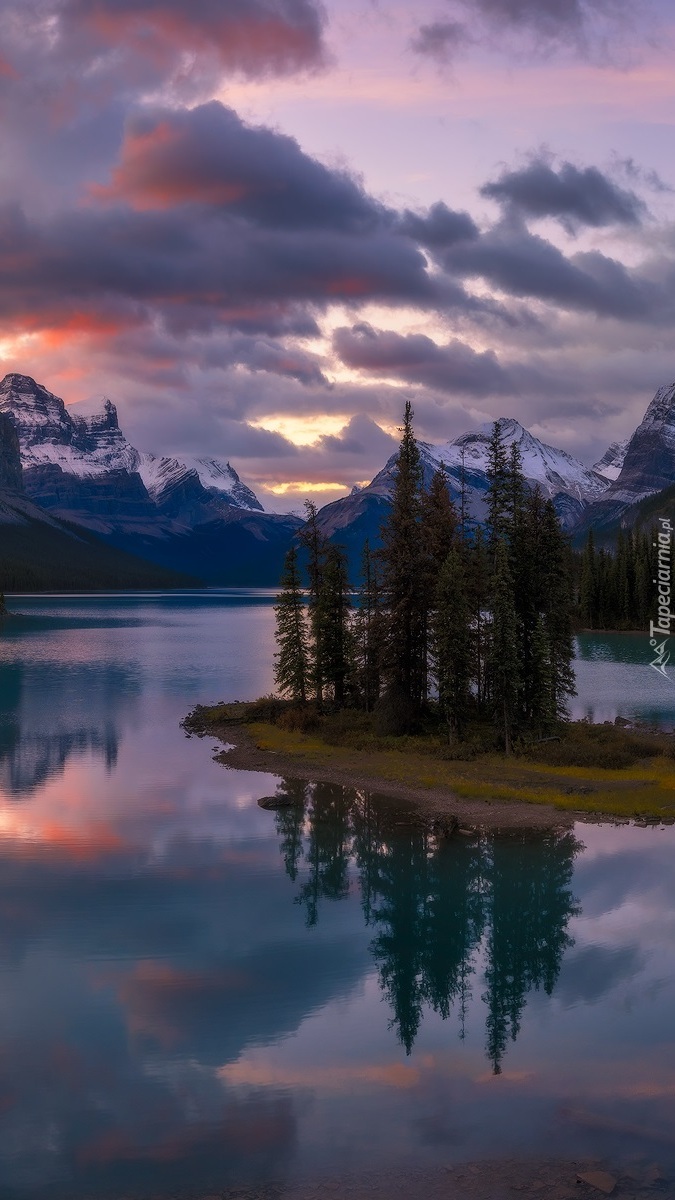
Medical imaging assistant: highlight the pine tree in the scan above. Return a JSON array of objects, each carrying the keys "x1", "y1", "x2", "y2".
[
  {"x1": 273, "y1": 545, "x2": 310, "y2": 702},
  {"x1": 353, "y1": 540, "x2": 384, "y2": 711},
  {"x1": 466, "y1": 526, "x2": 489, "y2": 710},
  {"x1": 579, "y1": 530, "x2": 597, "y2": 629},
  {"x1": 320, "y1": 543, "x2": 352, "y2": 707},
  {"x1": 431, "y1": 547, "x2": 472, "y2": 740},
  {"x1": 488, "y1": 540, "x2": 520, "y2": 753},
  {"x1": 380, "y1": 401, "x2": 427, "y2": 716},
  {"x1": 422, "y1": 466, "x2": 458, "y2": 576},
  {"x1": 298, "y1": 499, "x2": 329, "y2": 704},
  {"x1": 529, "y1": 613, "x2": 556, "y2": 734},
  {"x1": 421, "y1": 466, "x2": 458, "y2": 701},
  {"x1": 485, "y1": 420, "x2": 510, "y2": 561},
  {"x1": 539, "y1": 500, "x2": 576, "y2": 721}
]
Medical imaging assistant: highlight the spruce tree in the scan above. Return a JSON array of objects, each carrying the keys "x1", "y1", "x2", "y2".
[
  {"x1": 539, "y1": 500, "x2": 576, "y2": 720},
  {"x1": 298, "y1": 499, "x2": 329, "y2": 704},
  {"x1": 485, "y1": 420, "x2": 510, "y2": 560},
  {"x1": 320, "y1": 543, "x2": 352, "y2": 707},
  {"x1": 380, "y1": 401, "x2": 427, "y2": 716},
  {"x1": 488, "y1": 540, "x2": 520, "y2": 753},
  {"x1": 273, "y1": 545, "x2": 310, "y2": 702},
  {"x1": 421, "y1": 466, "x2": 458, "y2": 700},
  {"x1": 579, "y1": 530, "x2": 597, "y2": 629},
  {"x1": 529, "y1": 613, "x2": 556, "y2": 734},
  {"x1": 353, "y1": 540, "x2": 384, "y2": 712},
  {"x1": 467, "y1": 526, "x2": 489, "y2": 710},
  {"x1": 422, "y1": 466, "x2": 458, "y2": 576},
  {"x1": 432, "y1": 547, "x2": 472, "y2": 740}
]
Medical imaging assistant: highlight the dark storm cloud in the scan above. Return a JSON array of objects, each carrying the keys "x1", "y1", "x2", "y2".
[
  {"x1": 94, "y1": 102, "x2": 384, "y2": 233},
  {"x1": 333, "y1": 322, "x2": 511, "y2": 396},
  {"x1": 481, "y1": 157, "x2": 647, "y2": 233},
  {"x1": 399, "y1": 201, "x2": 479, "y2": 248},
  {"x1": 444, "y1": 220, "x2": 655, "y2": 319},
  {"x1": 0, "y1": 0, "x2": 328, "y2": 210},
  {"x1": 0, "y1": 195, "x2": 435, "y2": 337}
]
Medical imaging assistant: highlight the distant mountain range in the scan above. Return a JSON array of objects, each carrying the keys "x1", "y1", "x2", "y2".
[
  {"x1": 1, "y1": 371, "x2": 675, "y2": 589},
  {"x1": 0, "y1": 373, "x2": 301, "y2": 587}
]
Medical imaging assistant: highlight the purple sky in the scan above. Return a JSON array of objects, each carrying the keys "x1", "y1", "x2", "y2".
[{"x1": 1, "y1": 0, "x2": 674, "y2": 509}]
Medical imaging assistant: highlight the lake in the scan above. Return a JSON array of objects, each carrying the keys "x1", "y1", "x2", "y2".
[{"x1": 0, "y1": 591, "x2": 674, "y2": 1198}]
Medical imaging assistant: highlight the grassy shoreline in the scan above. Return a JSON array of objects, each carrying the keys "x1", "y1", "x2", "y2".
[{"x1": 184, "y1": 701, "x2": 675, "y2": 827}]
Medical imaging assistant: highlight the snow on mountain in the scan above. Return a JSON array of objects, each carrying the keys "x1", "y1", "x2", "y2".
[
  {"x1": 431, "y1": 418, "x2": 608, "y2": 506},
  {"x1": 592, "y1": 439, "x2": 630, "y2": 482},
  {"x1": 139, "y1": 452, "x2": 262, "y2": 511},
  {"x1": 578, "y1": 382, "x2": 675, "y2": 531},
  {"x1": 0, "y1": 374, "x2": 263, "y2": 511},
  {"x1": 316, "y1": 416, "x2": 612, "y2": 573}
]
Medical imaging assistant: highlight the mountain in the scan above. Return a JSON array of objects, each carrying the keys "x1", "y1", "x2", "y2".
[
  {"x1": 0, "y1": 374, "x2": 301, "y2": 585},
  {"x1": 592, "y1": 440, "x2": 629, "y2": 481},
  {"x1": 0, "y1": 410, "x2": 194, "y2": 591},
  {"x1": 317, "y1": 417, "x2": 609, "y2": 574},
  {"x1": 574, "y1": 382, "x2": 675, "y2": 543}
]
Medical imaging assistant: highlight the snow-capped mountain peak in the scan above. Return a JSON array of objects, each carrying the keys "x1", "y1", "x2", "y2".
[
  {"x1": 425, "y1": 418, "x2": 608, "y2": 507},
  {"x1": 0, "y1": 373, "x2": 264, "y2": 515},
  {"x1": 138, "y1": 452, "x2": 263, "y2": 511}
]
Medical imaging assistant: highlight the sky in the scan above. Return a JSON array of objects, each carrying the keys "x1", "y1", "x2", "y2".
[{"x1": 1, "y1": 0, "x2": 675, "y2": 511}]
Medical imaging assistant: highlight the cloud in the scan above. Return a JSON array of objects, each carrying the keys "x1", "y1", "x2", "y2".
[
  {"x1": 92, "y1": 102, "x2": 384, "y2": 233},
  {"x1": 411, "y1": 0, "x2": 657, "y2": 66},
  {"x1": 2, "y1": 0, "x2": 327, "y2": 89},
  {"x1": 481, "y1": 156, "x2": 647, "y2": 233},
  {"x1": 333, "y1": 321, "x2": 511, "y2": 396},
  {"x1": 410, "y1": 20, "x2": 470, "y2": 64},
  {"x1": 398, "y1": 201, "x2": 479, "y2": 248},
  {"x1": 457, "y1": 0, "x2": 623, "y2": 40},
  {"x1": 0, "y1": 196, "x2": 435, "y2": 341},
  {"x1": 444, "y1": 219, "x2": 655, "y2": 319}
]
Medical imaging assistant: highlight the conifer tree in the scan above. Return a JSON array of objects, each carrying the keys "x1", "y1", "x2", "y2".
[
  {"x1": 422, "y1": 466, "x2": 458, "y2": 576},
  {"x1": 432, "y1": 547, "x2": 472, "y2": 740},
  {"x1": 466, "y1": 525, "x2": 490, "y2": 709},
  {"x1": 579, "y1": 530, "x2": 597, "y2": 628},
  {"x1": 353, "y1": 540, "x2": 384, "y2": 711},
  {"x1": 273, "y1": 545, "x2": 310, "y2": 702},
  {"x1": 539, "y1": 500, "x2": 576, "y2": 720},
  {"x1": 298, "y1": 499, "x2": 329, "y2": 704},
  {"x1": 320, "y1": 543, "x2": 352, "y2": 707},
  {"x1": 529, "y1": 614, "x2": 556, "y2": 734},
  {"x1": 485, "y1": 420, "x2": 510, "y2": 559},
  {"x1": 380, "y1": 401, "x2": 427, "y2": 714},
  {"x1": 488, "y1": 540, "x2": 520, "y2": 753},
  {"x1": 421, "y1": 466, "x2": 458, "y2": 700}
]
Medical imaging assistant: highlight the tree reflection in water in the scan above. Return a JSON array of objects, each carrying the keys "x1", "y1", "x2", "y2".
[{"x1": 273, "y1": 781, "x2": 581, "y2": 1072}]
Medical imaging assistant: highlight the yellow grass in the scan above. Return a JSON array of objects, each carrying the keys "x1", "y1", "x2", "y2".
[{"x1": 248, "y1": 724, "x2": 675, "y2": 819}]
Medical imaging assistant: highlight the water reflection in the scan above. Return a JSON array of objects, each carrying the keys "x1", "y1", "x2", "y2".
[
  {"x1": 0, "y1": 660, "x2": 136, "y2": 796},
  {"x1": 0, "y1": 597, "x2": 673, "y2": 1196},
  {"x1": 273, "y1": 782, "x2": 580, "y2": 1072}
]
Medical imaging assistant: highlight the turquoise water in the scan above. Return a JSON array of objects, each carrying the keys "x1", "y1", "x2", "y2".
[{"x1": 0, "y1": 593, "x2": 673, "y2": 1198}]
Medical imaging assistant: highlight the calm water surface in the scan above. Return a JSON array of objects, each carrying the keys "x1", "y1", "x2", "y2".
[{"x1": 0, "y1": 592, "x2": 674, "y2": 1198}]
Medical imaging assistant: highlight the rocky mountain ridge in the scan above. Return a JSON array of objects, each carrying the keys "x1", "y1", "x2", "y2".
[
  {"x1": 0, "y1": 373, "x2": 301, "y2": 585},
  {"x1": 4, "y1": 370, "x2": 675, "y2": 584},
  {"x1": 574, "y1": 381, "x2": 675, "y2": 541},
  {"x1": 316, "y1": 415, "x2": 612, "y2": 571}
]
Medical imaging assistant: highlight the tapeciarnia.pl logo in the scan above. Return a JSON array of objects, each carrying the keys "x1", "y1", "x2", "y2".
[{"x1": 649, "y1": 516, "x2": 674, "y2": 680}]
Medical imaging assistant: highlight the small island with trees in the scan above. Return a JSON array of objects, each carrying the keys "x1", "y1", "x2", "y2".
[{"x1": 186, "y1": 406, "x2": 675, "y2": 827}]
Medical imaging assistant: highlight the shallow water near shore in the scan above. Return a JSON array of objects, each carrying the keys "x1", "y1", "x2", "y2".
[{"x1": 0, "y1": 591, "x2": 674, "y2": 1198}]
